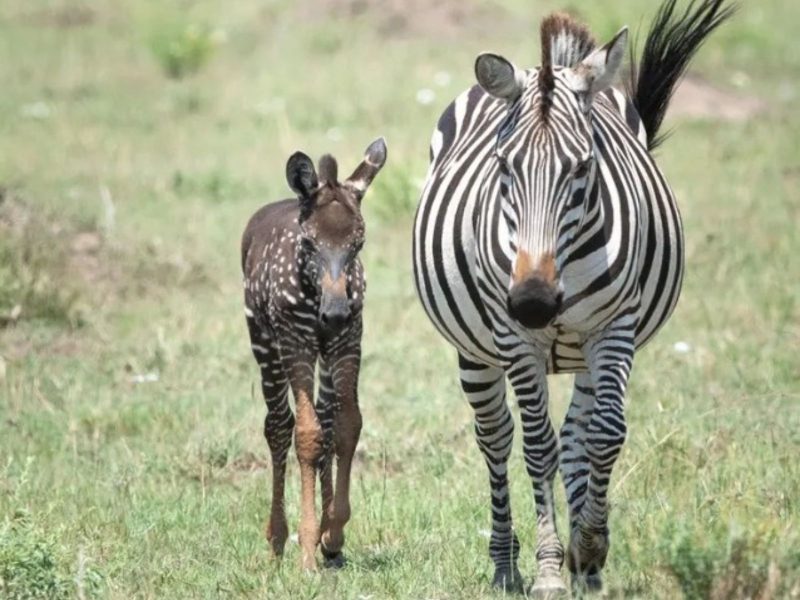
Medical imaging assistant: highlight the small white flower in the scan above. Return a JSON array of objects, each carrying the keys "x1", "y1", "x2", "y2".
[
  {"x1": 673, "y1": 341, "x2": 691, "y2": 354},
  {"x1": 130, "y1": 372, "x2": 159, "y2": 384},
  {"x1": 477, "y1": 528, "x2": 491, "y2": 539},
  {"x1": 416, "y1": 88, "x2": 436, "y2": 105}
]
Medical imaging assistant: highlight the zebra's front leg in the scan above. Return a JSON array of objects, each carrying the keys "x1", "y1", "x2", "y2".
[
  {"x1": 567, "y1": 328, "x2": 634, "y2": 592},
  {"x1": 559, "y1": 373, "x2": 600, "y2": 591},
  {"x1": 507, "y1": 354, "x2": 567, "y2": 598},
  {"x1": 458, "y1": 354, "x2": 522, "y2": 593}
]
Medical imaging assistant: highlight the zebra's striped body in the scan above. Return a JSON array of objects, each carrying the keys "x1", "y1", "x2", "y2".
[{"x1": 412, "y1": 2, "x2": 731, "y2": 594}]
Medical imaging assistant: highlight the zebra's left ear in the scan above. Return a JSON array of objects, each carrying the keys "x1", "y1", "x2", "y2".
[
  {"x1": 475, "y1": 53, "x2": 525, "y2": 102},
  {"x1": 569, "y1": 27, "x2": 628, "y2": 102},
  {"x1": 344, "y1": 137, "x2": 387, "y2": 201}
]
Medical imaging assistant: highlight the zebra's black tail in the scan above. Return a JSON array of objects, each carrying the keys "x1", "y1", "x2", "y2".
[{"x1": 627, "y1": 0, "x2": 736, "y2": 150}]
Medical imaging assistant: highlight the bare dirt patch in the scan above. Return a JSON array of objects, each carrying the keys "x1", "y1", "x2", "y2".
[
  {"x1": 297, "y1": 0, "x2": 516, "y2": 38},
  {"x1": 21, "y1": 5, "x2": 95, "y2": 29},
  {"x1": 669, "y1": 74, "x2": 766, "y2": 122}
]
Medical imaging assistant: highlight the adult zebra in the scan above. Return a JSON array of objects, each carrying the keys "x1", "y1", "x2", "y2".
[{"x1": 412, "y1": 0, "x2": 733, "y2": 595}]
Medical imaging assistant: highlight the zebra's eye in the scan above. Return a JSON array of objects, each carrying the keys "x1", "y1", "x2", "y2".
[
  {"x1": 495, "y1": 152, "x2": 511, "y2": 176},
  {"x1": 574, "y1": 159, "x2": 592, "y2": 178}
]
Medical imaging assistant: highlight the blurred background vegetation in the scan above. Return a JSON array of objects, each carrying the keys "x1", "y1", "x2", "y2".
[{"x1": 0, "y1": 0, "x2": 798, "y2": 598}]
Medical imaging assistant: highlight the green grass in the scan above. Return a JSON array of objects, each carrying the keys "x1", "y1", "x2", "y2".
[{"x1": 1, "y1": 0, "x2": 798, "y2": 598}]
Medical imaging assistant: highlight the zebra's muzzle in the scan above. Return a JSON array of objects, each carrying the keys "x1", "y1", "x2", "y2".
[{"x1": 507, "y1": 276, "x2": 562, "y2": 329}]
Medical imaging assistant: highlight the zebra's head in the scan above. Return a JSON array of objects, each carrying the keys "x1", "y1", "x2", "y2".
[
  {"x1": 474, "y1": 14, "x2": 628, "y2": 329},
  {"x1": 286, "y1": 138, "x2": 387, "y2": 334}
]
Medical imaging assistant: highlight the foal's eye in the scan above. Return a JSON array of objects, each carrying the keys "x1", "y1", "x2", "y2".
[{"x1": 301, "y1": 236, "x2": 317, "y2": 252}]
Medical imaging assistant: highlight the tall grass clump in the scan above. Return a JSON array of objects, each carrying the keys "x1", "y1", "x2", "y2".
[
  {"x1": 145, "y1": 13, "x2": 223, "y2": 79},
  {"x1": 0, "y1": 196, "x2": 82, "y2": 327},
  {"x1": 0, "y1": 511, "x2": 103, "y2": 599},
  {"x1": 658, "y1": 519, "x2": 798, "y2": 599}
]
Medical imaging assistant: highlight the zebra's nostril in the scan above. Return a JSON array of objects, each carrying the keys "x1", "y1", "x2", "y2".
[{"x1": 507, "y1": 277, "x2": 561, "y2": 329}]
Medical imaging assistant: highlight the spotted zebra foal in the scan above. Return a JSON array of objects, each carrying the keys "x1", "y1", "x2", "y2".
[{"x1": 241, "y1": 138, "x2": 387, "y2": 570}]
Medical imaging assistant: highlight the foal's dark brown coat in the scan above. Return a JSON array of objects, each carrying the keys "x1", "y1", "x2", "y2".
[{"x1": 241, "y1": 139, "x2": 386, "y2": 569}]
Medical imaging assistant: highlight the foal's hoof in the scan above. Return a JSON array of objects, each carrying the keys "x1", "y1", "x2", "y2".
[
  {"x1": 322, "y1": 551, "x2": 346, "y2": 569},
  {"x1": 529, "y1": 575, "x2": 569, "y2": 599},
  {"x1": 491, "y1": 567, "x2": 524, "y2": 593}
]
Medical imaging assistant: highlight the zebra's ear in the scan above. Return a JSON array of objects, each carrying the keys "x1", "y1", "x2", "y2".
[
  {"x1": 344, "y1": 137, "x2": 387, "y2": 201},
  {"x1": 475, "y1": 53, "x2": 525, "y2": 102},
  {"x1": 569, "y1": 27, "x2": 628, "y2": 101},
  {"x1": 286, "y1": 151, "x2": 319, "y2": 202}
]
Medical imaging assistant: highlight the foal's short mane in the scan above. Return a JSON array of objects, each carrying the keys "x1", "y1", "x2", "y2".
[{"x1": 539, "y1": 13, "x2": 597, "y2": 118}]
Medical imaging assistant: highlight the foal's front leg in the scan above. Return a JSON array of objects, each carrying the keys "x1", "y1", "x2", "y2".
[
  {"x1": 319, "y1": 350, "x2": 362, "y2": 565},
  {"x1": 286, "y1": 355, "x2": 324, "y2": 571}
]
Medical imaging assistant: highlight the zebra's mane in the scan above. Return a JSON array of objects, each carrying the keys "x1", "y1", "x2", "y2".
[{"x1": 539, "y1": 13, "x2": 596, "y2": 117}]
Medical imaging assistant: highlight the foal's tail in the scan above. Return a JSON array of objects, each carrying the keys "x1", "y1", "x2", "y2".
[{"x1": 627, "y1": 0, "x2": 737, "y2": 151}]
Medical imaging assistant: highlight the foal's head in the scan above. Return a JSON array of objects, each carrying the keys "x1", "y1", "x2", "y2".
[{"x1": 285, "y1": 138, "x2": 387, "y2": 334}]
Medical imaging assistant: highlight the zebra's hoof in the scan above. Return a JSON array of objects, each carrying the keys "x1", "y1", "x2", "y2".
[
  {"x1": 529, "y1": 575, "x2": 569, "y2": 599},
  {"x1": 571, "y1": 571, "x2": 603, "y2": 595},
  {"x1": 491, "y1": 567, "x2": 524, "y2": 593}
]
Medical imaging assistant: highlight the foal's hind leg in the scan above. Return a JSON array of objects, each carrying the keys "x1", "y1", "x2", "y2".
[
  {"x1": 316, "y1": 361, "x2": 341, "y2": 567},
  {"x1": 247, "y1": 317, "x2": 293, "y2": 558},
  {"x1": 319, "y1": 351, "x2": 362, "y2": 566}
]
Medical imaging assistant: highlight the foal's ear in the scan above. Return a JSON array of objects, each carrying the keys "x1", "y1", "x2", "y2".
[
  {"x1": 567, "y1": 27, "x2": 628, "y2": 104},
  {"x1": 286, "y1": 151, "x2": 319, "y2": 205},
  {"x1": 344, "y1": 137, "x2": 387, "y2": 201}
]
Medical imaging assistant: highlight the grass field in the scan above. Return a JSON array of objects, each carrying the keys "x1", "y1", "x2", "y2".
[{"x1": 1, "y1": 0, "x2": 799, "y2": 598}]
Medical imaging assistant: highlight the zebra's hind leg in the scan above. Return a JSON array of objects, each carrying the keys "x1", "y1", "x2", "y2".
[
  {"x1": 458, "y1": 354, "x2": 523, "y2": 593},
  {"x1": 560, "y1": 373, "x2": 603, "y2": 592},
  {"x1": 507, "y1": 354, "x2": 568, "y2": 599},
  {"x1": 567, "y1": 328, "x2": 635, "y2": 592}
]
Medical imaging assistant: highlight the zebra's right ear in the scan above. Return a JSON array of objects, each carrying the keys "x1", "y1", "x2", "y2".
[
  {"x1": 286, "y1": 151, "x2": 318, "y2": 203},
  {"x1": 475, "y1": 53, "x2": 525, "y2": 102}
]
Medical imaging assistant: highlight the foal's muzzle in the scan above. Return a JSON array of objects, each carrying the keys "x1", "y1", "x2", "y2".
[{"x1": 319, "y1": 300, "x2": 351, "y2": 333}]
